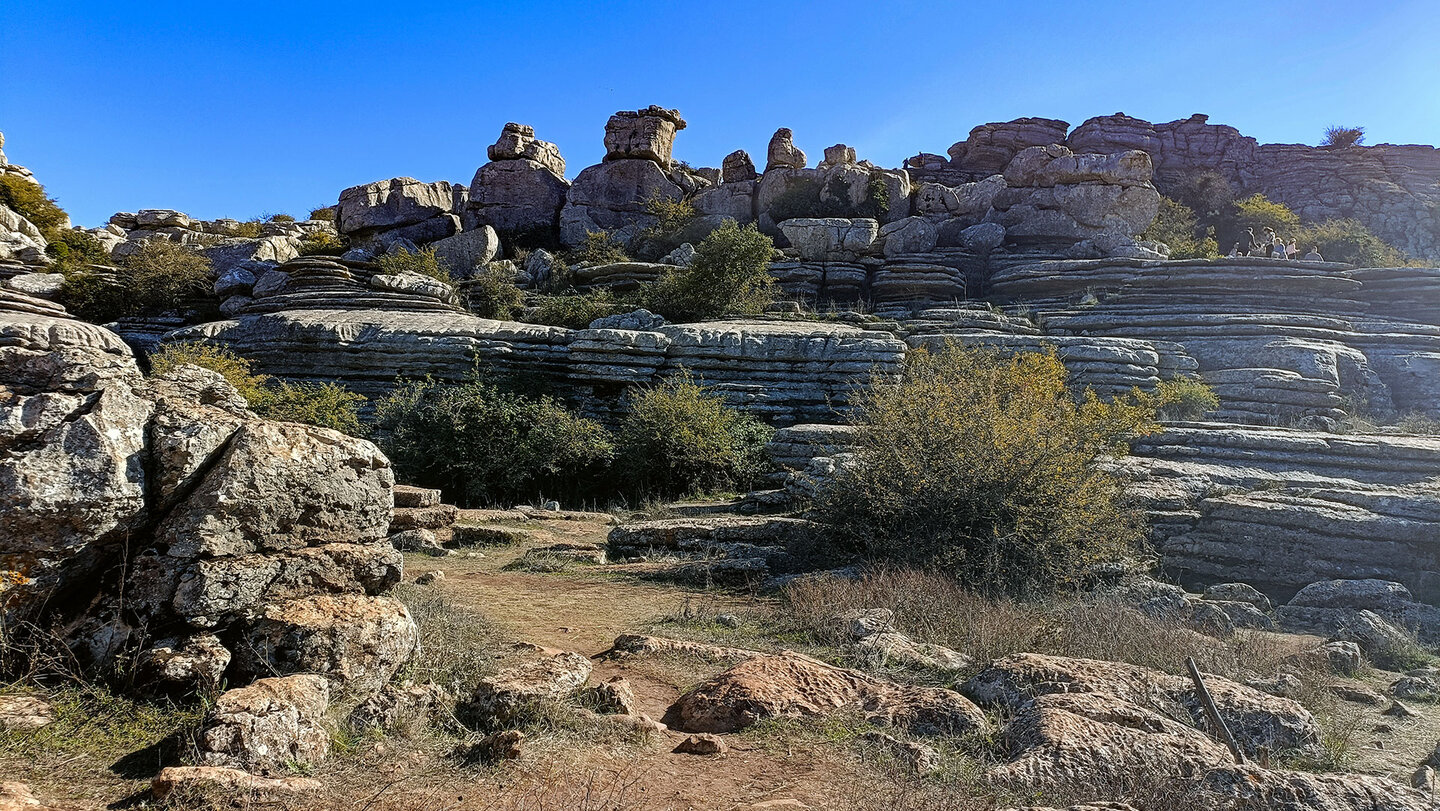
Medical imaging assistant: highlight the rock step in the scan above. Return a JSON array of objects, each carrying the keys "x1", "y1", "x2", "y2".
[
  {"x1": 393, "y1": 485, "x2": 441, "y2": 508},
  {"x1": 390, "y1": 504, "x2": 459, "y2": 532}
]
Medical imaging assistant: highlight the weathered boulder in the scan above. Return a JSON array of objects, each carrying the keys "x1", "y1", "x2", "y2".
[
  {"x1": 465, "y1": 650, "x2": 593, "y2": 722},
  {"x1": 337, "y1": 177, "x2": 454, "y2": 236},
  {"x1": 778, "y1": 218, "x2": 879, "y2": 261},
  {"x1": 878, "y1": 216, "x2": 938, "y2": 256},
  {"x1": 949, "y1": 117, "x2": 1071, "y2": 176},
  {"x1": 234, "y1": 595, "x2": 418, "y2": 693},
  {"x1": 766, "y1": 128, "x2": 808, "y2": 171},
  {"x1": 0, "y1": 695, "x2": 56, "y2": 731},
  {"x1": 722, "y1": 149, "x2": 758, "y2": 183},
  {"x1": 986, "y1": 145, "x2": 1161, "y2": 247},
  {"x1": 151, "y1": 766, "x2": 322, "y2": 802},
  {"x1": 429, "y1": 225, "x2": 501, "y2": 274},
  {"x1": 560, "y1": 159, "x2": 683, "y2": 249},
  {"x1": 196, "y1": 675, "x2": 330, "y2": 776},
  {"x1": 603, "y1": 106, "x2": 686, "y2": 166},
  {"x1": 486, "y1": 122, "x2": 565, "y2": 176},
  {"x1": 665, "y1": 650, "x2": 989, "y2": 736}
]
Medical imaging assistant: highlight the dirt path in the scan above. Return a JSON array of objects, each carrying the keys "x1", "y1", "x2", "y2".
[{"x1": 402, "y1": 515, "x2": 863, "y2": 811}]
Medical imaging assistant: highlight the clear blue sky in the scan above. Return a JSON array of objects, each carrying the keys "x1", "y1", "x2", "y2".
[{"x1": 3, "y1": 1, "x2": 1438, "y2": 227}]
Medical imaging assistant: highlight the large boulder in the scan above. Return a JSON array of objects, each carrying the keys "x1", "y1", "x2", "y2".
[
  {"x1": 665, "y1": 650, "x2": 989, "y2": 736},
  {"x1": 336, "y1": 177, "x2": 455, "y2": 236},
  {"x1": 603, "y1": 105, "x2": 686, "y2": 166},
  {"x1": 468, "y1": 123, "x2": 570, "y2": 238},
  {"x1": 234, "y1": 594, "x2": 418, "y2": 694},
  {"x1": 766, "y1": 128, "x2": 808, "y2": 171},
  {"x1": 949, "y1": 117, "x2": 1071, "y2": 175},
  {"x1": 559, "y1": 158, "x2": 683, "y2": 249},
  {"x1": 986, "y1": 145, "x2": 1161, "y2": 247}
]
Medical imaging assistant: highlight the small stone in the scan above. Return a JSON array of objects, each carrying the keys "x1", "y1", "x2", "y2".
[
  {"x1": 1413, "y1": 765, "x2": 1436, "y2": 791},
  {"x1": 415, "y1": 571, "x2": 444, "y2": 586},
  {"x1": 587, "y1": 677, "x2": 638, "y2": 716},
  {"x1": 674, "y1": 733, "x2": 728, "y2": 755},
  {"x1": 455, "y1": 729, "x2": 525, "y2": 764},
  {"x1": 1383, "y1": 700, "x2": 1419, "y2": 718},
  {"x1": 716, "y1": 614, "x2": 742, "y2": 629}
]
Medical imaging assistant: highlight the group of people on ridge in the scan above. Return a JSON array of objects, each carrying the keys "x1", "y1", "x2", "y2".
[{"x1": 1229, "y1": 226, "x2": 1323, "y2": 261}]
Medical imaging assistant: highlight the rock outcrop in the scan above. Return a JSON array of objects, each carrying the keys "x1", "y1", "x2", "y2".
[
  {"x1": 0, "y1": 287, "x2": 413, "y2": 695},
  {"x1": 465, "y1": 122, "x2": 570, "y2": 240}
]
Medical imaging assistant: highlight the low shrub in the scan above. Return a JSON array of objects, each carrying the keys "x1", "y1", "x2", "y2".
[
  {"x1": 1322, "y1": 125, "x2": 1365, "y2": 148},
  {"x1": 377, "y1": 246, "x2": 449, "y2": 283},
  {"x1": 0, "y1": 175, "x2": 68, "y2": 234},
  {"x1": 615, "y1": 370, "x2": 773, "y2": 498},
  {"x1": 59, "y1": 240, "x2": 213, "y2": 324},
  {"x1": 1230, "y1": 193, "x2": 1301, "y2": 247},
  {"x1": 308, "y1": 206, "x2": 337, "y2": 223},
  {"x1": 524, "y1": 290, "x2": 620, "y2": 329},
  {"x1": 1142, "y1": 196, "x2": 1220, "y2": 259},
  {"x1": 1154, "y1": 377, "x2": 1220, "y2": 421},
  {"x1": 460, "y1": 263, "x2": 525, "y2": 320},
  {"x1": 267, "y1": 213, "x2": 296, "y2": 223},
  {"x1": 812, "y1": 344, "x2": 1173, "y2": 596},
  {"x1": 1299, "y1": 217, "x2": 1408, "y2": 267},
  {"x1": 573, "y1": 230, "x2": 629, "y2": 265},
  {"x1": 296, "y1": 229, "x2": 345, "y2": 256},
  {"x1": 233, "y1": 220, "x2": 263, "y2": 238},
  {"x1": 372, "y1": 379, "x2": 615, "y2": 506},
  {"x1": 148, "y1": 342, "x2": 365, "y2": 434},
  {"x1": 642, "y1": 220, "x2": 776, "y2": 322},
  {"x1": 44, "y1": 228, "x2": 110, "y2": 273}
]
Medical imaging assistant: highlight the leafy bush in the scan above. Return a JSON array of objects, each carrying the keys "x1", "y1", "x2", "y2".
[
  {"x1": 261, "y1": 381, "x2": 366, "y2": 434},
  {"x1": 373, "y1": 379, "x2": 615, "y2": 506},
  {"x1": 233, "y1": 220, "x2": 263, "y2": 238},
  {"x1": 1155, "y1": 377, "x2": 1220, "y2": 420},
  {"x1": 1299, "y1": 217, "x2": 1408, "y2": 267},
  {"x1": 812, "y1": 344, "x2": 1172, "y2": 596},
  {"x1": 1322, "y1": 126, "x2": 1365, "y2": 148},
  {"x1": 267, "y1": 213, "x2": 296, "y2": 223},
  {"x1": 296, "y1": 230, "x2": 345, "y2": 256},
  {"x1": 44, "y1": 229, "x2": 110, "y2": 273},
  {"x1": 149, "y1": 342, "x2": 365, "y2": 434},
  {"x1": 1231, "y1": 193, "x2": 1301, "y2": 242},
  {"x1": 0, "y1": 176, "x2": 68, "y2": 235},
  {"x1": 461, "y1": 263, "x2": 525, "y2": 320},
  {"x1": 636, "y1": 195, "x2": 700, "y2": 259},
  {"x1": 1142, "y1": 197, "x2": 1220, "y2": 259},
  {"x1": 615, "y1": 371, "x2": 773, "y2": 498},
  {"x1": 524, "y1": 290, "x2": 620, "y2": 329},
  {"x1": 574, "y1": 231, "x2": 629, "y2": 265},
  {"x1": 377, "y1": 246, "x2": 449, "y2": 283},
  {"x1": 1170, "y1": 171, "x2": 1235, "y2": 222},
  {"x1": 59, "y1": 241, "x2": 212, "y2": 324},
  {"x1": 641, "y1": 220, "x2": 776, "y2": 322},
  {"x1": 308, "y1": 206, "x2": 337, "y2": 223}
]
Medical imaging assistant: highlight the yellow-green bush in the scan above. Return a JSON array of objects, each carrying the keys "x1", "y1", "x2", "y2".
[
  {"x1": 615, "y1": 370, "x2": 773, "y2": 498},
  {"x1": 59, "y1": 241, "x2": 212, "y2": 324},
  {"x1": 1155, "y1": 377, "x2": 1220, "y2": 421},
  {"x1": 813, "y1": 344, "x2": 1172, "y2": 595},
  {"x1": 296, "y1": 230, "x2": 345, "y2": 256},
  {"x1": 523, "y1": 290, "x2": 620, "y2": 329},
  {"x1": 148, "y1": 342, "x2": 365, "y2": 435},
  {"x1": 642, "y1": 220, "x2": 776, "y2": 322},
  {"x1": 44, "y1": 229, "x2": 110, "y2": 273},
  {"x1": 377, "y1": 246, "x2": 449, "y2": 283},
  {"x1": 1142, "y1": 197, "x2": 1220, "y2": 259},
  {"x1": 573, "y1": 231, "x2": 629, "y2": 265},
  {"x1": 460, "y1": 263, "x2": 525, "y2": 320}
]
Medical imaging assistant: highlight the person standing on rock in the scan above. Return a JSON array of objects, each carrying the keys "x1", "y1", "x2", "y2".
[
  {"x1": 1261, "y1": 228, "x2": 1276, "y2": 258},
  {"x1": 1228, "y1": 243, "x2": 1241, "y2": 257},
  {"x1": 1242, "y1": 228, "x2": 1259, "y2": 256}
]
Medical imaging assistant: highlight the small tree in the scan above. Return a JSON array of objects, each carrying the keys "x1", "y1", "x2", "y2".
[
  {"x1": 642, "y1": 220, "x2": 776, "y2": 322},
  {"x1": 1322, "y1": 126, "x2": 1365, "y2": 148},
  {"x1": 1298, "y1": 218, "x2": 1408, "y2": 267},
  {"x1": 615, "y1": 370, "x2": 773, "y2": 498},
  {"x1": 0, "y1": 176, "x2": 68, "y2": 235},
  {"x1": 813, "y1": 344, "x2": 1174, "y2": 595},
  {"x1": 461, "y1": 263, "x2": 525, "y2": 320},
  {"x1": 574, "y1": 231, "x2": 629, "y2": 265}
]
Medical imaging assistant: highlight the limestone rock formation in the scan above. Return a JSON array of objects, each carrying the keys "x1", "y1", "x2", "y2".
[
  {"x1": 0, "y1": 287, "x2": 413, "y2": 695},
  {"x1": 949, "y1": 117, "x2": 1071, "y2": 176},
  {"x1": 196, "y1": 674, "x2": 330, "y2": 776},
  {"x1": 985, "y1": 145, "x2": 1161, "y2": 249},
  {"x1": 766, "y1": 128, "x2": 807, "y2": 171},
  {"x1": 336, "y1": 177, "x2": 458, "y2": 248},
  {"x1": 665, "y1": 650, "x2": 990, "y2": 736},
  {"x1": 467, "y1": 122, "x2": 570, "y2": 239},
  {"x1": 603, "y1": 105, "x2": 686, "y2": 166}
]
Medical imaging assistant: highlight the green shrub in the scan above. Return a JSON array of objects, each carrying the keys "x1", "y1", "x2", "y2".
[
  {"x1": 1232, "y1": 193, "x2": 1301, "y2": 242},
  {"x1": 233, "y1": 220, "x2": 263, "y2": 238},
  {"x1": 615, "y1": 370, "x2": 773, "y2": 498},
  {"x1": 812, "y1": 344, "x2": 1172, "y2": 596},
  {"x1": 59, "y1": 240, "x2": 212, "y2": 324},
  {"x1": 461, "y1": 263, "x2": 525, "y2": 320},
  {"x1": 524, "y1": 291, "x2": 620, "y2": 329},
  {"x1": 1298, "y1": 218, "x2": 1408, "y2": 267},
  {"x1": 308, "y1": 206, "x2": 337, "y2": 223},
  {"x1": 149, "y1": 342, "x2": 364, "y2": 434},
  {"x1": 377, "y1": 246, "x2": 449, "y2": 283},
  {"x1": 0, "y1": 175, "x2": 68, "y2": 235},
  {"x1": 296, "y1": 230, "x2": 345, "y2": 256},
  {"x1": 1142, "y1": 197, "x2": 1220, "y2": 259},
  {"x1": 44, "y1": 229, "x2": 110, "y2": 273},
  {"x1": 261, "y1": 381, "x2": 366, "y2": 434},
  {"x1": 767, "y1": 178, "x2": 824, "y2": 222},
  {"x1": 1322, "y1": 126, "x2": 1365, "y2": 148},
  {"x1": 574, "y1": 231, "x2": 629, "y2": 265},
  {"x1": 267, "y1": 213, "x2": 296, "y2": 223},
  {"x1": 1155, "y1": 377, "x2": 1220, "y2": 421},
  {"x1": 372, "y1": 379, "x2": 615, "y2": 506},
  {"x1": 641, "y1": 220, "x2": 776, "y2": 322}
]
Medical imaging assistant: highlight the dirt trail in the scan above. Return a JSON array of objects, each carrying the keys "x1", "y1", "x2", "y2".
[{"x1": 405, "y1": 515, "x2": 858, "y2": 811}]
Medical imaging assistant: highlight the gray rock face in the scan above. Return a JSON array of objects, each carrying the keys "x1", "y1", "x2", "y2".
[
  {"x1": 722, "y1": 149, "x2": 757, "y2": 183},
  {"x1": 949, "y1": 117, "x2": 1071, "y2": 176},
  {"x1": 486, "y1": 122, "x2": 565, "y2": 176},
  {"x1": 779, "y1": 218, "x2": 880, "y2": 261},
  {"x1": 429, "y1": 225, "x2": 501, "y2": 274},
  {"x1": 603, "y1": 106, "x2": 686, "y2": 166},
  {"x1": 560, "y1": 158, "x2": 683, "y2": 249},
  {"x1": 0, "y1": 288, "x2": 413, "y2": 696},
  {"x1": 986, "y1": 145, "x2": 1161, "y2": 247},
  {"x1": 766, "y1": 128, "x2": 807, "y2": 171},
  {"x1": 337, "y1": 177, "x2": 455, "y2": 236}
]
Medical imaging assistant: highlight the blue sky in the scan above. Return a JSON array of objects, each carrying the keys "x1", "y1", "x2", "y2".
[{"x1": 3, "y1": 0, "x2": 1438, "y2": 226}]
